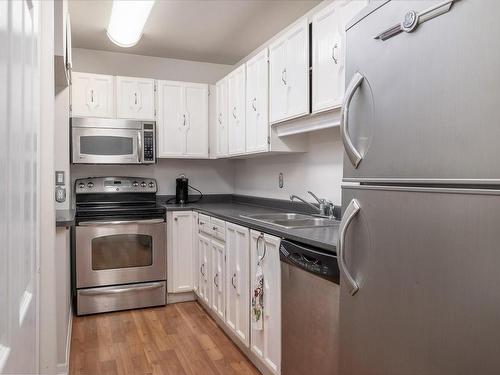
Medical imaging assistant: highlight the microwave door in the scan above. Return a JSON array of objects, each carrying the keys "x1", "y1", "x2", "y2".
[{"x1": 72, "y1": 127, "x2": 140, "y2": 164}]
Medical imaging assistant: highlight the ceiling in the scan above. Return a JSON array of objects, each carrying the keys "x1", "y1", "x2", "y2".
[{"x1": 69, "y1": 0, "x2": 321, "y2": 65}]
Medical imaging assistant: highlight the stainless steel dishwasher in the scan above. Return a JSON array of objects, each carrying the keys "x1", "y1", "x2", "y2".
[{"x1": 280, "y1": 240, "x2": 340, "y2": 375}]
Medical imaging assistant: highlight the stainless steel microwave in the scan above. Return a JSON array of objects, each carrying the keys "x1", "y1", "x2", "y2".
[{"x1": 71, "y1": 117, "x2": 156, "y2": 164}]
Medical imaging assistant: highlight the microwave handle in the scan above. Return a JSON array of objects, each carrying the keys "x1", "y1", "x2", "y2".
[{"x1": 137, "y1": 131, "x2": 142, "y2": 163}]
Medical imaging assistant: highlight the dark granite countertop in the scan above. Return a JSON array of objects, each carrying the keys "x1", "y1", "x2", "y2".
[
  {"x1": 161, "y1": 199, "x2": 339, "y2": 253},
  {"x1": 56, "y1": 209, "x2": 75, "y2": 227}
]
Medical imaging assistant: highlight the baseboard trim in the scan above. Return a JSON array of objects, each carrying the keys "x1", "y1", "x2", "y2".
[
  {"x1": 56, "y1": 306, "x2": 72, "y2": 375},
  {"x1": 167, "y1": 291, "x2": 197, "y2": 304}
]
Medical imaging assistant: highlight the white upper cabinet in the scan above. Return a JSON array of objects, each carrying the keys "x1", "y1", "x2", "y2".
[
  {"x1": 156, "y1": 80, "x2": 209, "y2": 158},
  {"x1": 269, "y1": 19, "x2": 309, "y2": 124},
  {"x1": 215, "y1": 78, "x2": 229, "y2": 157},
  {"x1": 246, "y1": 49, "x2": 269, "y2": 154},
  {"x1": 116, "y1": 76, "x2": 155, "y2": 120},
  {"x1": 71, "y1": 72, "x2": 115, "y2": 118},
  {"x1": 312, "y1": 0, "x2": 368, "y2": 113},
  {"x1": 227, "y1": 65, "x2": 246, "y2": 156}
]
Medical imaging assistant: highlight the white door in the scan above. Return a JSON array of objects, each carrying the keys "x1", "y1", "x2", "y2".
[
  {"x1": 210, "y1": 239, "x2": 225, "y2": 320},
  {"x1": 269, "y1": 37, "x2": 287, "y2": 123},
  {"x1": 0, "y1": 0, "x2": 39, "y2": 373},
  {"x1": 225, "y1": 223, "x2": 250, "y2": 347},
  {"x1": 197, "y1": 233, "x2": 211, "y2": 306},
  {"x1": 156, "y1": 80, "x2": 184, "y2": 157},
  {"x1": 215, "y1": 78, "x2": 229, "y2": 157},
  {"x1": 116, "y1": 76, "x2": 155, "y2": 120},
  {"x1": 285, "y1": 19, "x2": 309, "y2": 120},
  {"x1": 184, "y1": 82, "x2": 209, "y2": 158},
  {"x1": 246, "y1": 49, "x2": 269, "y2": 153},
  {"x1": 71, "y1": 72, "x2": 114, "y2": 118},
  {"x1": 169, "y1": 211, "x2": 194, "y2": 293},
  {"x1": 250, "y1": 231, "x2": 282, "y2": 375},
  {"x1": 312, "y1": 0, "x2": 368, "y2": 113},
  {"x1": 227, "y1": 65, "x2": 246, "y2": 155}
]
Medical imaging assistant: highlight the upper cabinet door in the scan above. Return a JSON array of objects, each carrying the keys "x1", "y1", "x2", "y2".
[
  {"x1": 71, "y1": 72, "x2": 115, "y2": 118},
  {"x1": 116, "y1": 76, "x2": 155, "y2": 120},
  {"x1": 184, "y1": 82, "x2": 209, "y2": 158},
  {"x1": 246, "y1": 49, "x2": 269, "y2": 154},
  {"x1": 269, "y1": 19, "x2": 309, "y2": 124},
  {"x1": 215, "y1": 78, "x2": 229, "y2": 158},
  {"x1": 227, "y1": 65, "x2": 246, "y2": 156},
  {"x1": 156, "y1": 80, "x2": 209, "y2": 158},
  {"x1": 157, "y1": 80, "x2": 184, "y2": 157},
  {"x1": 312, "y1": 0, "x2": 368, "y2": 113}
]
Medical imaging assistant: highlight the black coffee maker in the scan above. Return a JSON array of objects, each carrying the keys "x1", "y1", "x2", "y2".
[{"x1": 175, "y1": 175, "x2": 189, "y2": 204}]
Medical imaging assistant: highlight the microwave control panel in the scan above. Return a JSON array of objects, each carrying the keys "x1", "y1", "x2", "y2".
[{"x1": 142, "y1": 123, "x2": 155, "y2": 163}]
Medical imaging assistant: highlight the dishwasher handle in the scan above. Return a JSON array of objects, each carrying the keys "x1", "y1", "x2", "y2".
[{"x1": 280, "y1": 240, "x2": 339, "y2": 284}]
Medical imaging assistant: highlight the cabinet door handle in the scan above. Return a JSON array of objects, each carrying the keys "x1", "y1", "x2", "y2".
[
  {"x1": 218, "y1": 112, "x2": 222, "y2": 125},
  {"x1": 340, "y1": 72, "x2": 364, "y2": 168},
  {"x1": 338, "y1": 198, "x2": 361, "y2": 296},
  {"x1": 200, "y1": 263, "x2": 205, "y2": 277},
  {"x1": 281, "y1": 68, "x2": 287, "y2": 86},
  {"x1": 213, "y1": 273, "x2": 219, "y2": 288},
  {"x1": 332, "y1": 42, "x2": 339, "y2": 64},
  {"x1": 90, "y1": 89, "x2": 94, "y2": 103},
  {"x1": 231, "y1": 273, "x2": 237, "y2": 289},
  {"x1": 182, "y1": 114, "x2": 187, "y2": 126},
  {"x1": 252, "y1": 97, "x2": 257, "y2": 112},
  {"x1": 257, "y1": 233, "x2": 266, "y2": 263},
  {"x1": 232, "y1": 106, "x2": 237, "y2": 120},
  {"x1": 134, "y1": 92, "x2": 138, "y2": 105}
]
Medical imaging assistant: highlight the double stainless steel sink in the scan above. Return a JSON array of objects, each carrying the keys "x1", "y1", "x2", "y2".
[{"x1": 239, "y1": 212, "x2": 338, "y2": 229}]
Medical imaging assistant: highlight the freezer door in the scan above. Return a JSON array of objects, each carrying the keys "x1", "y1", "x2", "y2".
[
  {"x1": 343, "y1": 0, "x2": 500, "y2": 183},
  {"x1": 339, "y1": 185, "x2": 500, "y2": 375}
]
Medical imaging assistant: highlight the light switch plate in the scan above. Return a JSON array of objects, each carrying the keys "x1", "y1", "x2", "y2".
[{"x1": 55, "y1": 171, "x2": 65, "y2": 186}]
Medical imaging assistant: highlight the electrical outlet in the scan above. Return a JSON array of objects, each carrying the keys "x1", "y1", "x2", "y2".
[
  {"x1": 55, "y1": 186, "x2": 66, "y2": 203},
  {"x1": 279, "y1": 172, "x2": 284, "y2": 189}
]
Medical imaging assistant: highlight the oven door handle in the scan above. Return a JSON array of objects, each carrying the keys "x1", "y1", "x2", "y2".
[
  {"x1": 78, "y1": 282, "x2": 164, "y2": 296},
  {"x1": 78, "y1": 218, "x2": 165, "y2": 226}
]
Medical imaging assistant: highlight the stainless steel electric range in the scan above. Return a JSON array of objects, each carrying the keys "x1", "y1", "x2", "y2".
[{"x1": 74, "y1": 176, "x2": 166, "y2": 315}]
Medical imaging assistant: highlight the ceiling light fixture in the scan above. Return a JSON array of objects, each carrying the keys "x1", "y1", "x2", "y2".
[{"x1": 107, "y1": 0, "x2": 155, "y2": 48}]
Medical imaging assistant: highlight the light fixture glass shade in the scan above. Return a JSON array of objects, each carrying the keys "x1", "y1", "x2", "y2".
[{"x1": 107, "y1": 0, "x2": 155, "y2": 48}]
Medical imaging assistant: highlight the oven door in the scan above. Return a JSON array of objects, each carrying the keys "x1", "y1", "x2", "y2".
[
  {"x1": 72, "y1": 126, "x2": 142, "y2": 164},
  {"x1": 75, "y1": 218, "x2": 166, "y2": 288}
]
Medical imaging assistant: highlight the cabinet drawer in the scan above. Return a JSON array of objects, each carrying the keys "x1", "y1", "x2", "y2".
[
  {"x1": 198, "y1": 214, "x2": 212, "y2": 236},
  {"x1": 211, "y1": 218, "x2": 226, "y2": 242}
]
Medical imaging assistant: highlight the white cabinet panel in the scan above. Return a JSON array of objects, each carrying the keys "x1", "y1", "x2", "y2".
[
  {"x1": 312, "y1": 0, "x2": 368, "y2": 113},
  {"x1": 269, "y1": 19, "x2": 309, "y2": 123},
  {"x1": 71, "y1": 72, "x2": 114, "y2": 118},
  {"x1": 168, "y1": 211, "x2": 194, "y2": 293},
  {"x1": 215, "y1": 78, "x2": 229, "y2": 157},
  {"x1": 197, "y1": 233, "x2": 211, "y2": 306},
  {"x1": 116, "y1": 76, "x2": 155, "y2": 120},
  {"x1": 192, "y1": 212, "x2": 199, "y2": 295},
  {"x1": 210, "y1": 239, "x2": 225, "y2": 320},
  {"x1": 225, "y1": 223, "x2": 250, "y2": 347},
  {"x1": 250, "y1": 231, "x2": 281, "y2": 375},
  {"x1": 157, "y1": 80, "x2": 208, "y2": 158},
  {"x1": 227, "y1": 65, "x2": 246, "y2": 155},
  {"x1": 246, "y1": 49, "x2": 269, "y2": 153}
]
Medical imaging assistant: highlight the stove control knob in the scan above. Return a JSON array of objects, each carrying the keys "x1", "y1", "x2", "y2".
[
  {"x1": 132, "y1": 181, "x2": 139, "y2": 187},
  {"x1": 78, "y1": 183, "x2": 85, "y2": 189},
  {"x1": 148, "y1": 182, "x2": 154, "y2": 188},
  {"x1": 140, "y1": 181, "x2": 146, "y2": 187},
  {"x1": 87, "y1": 182, "x2": 94, "y2": 188}
]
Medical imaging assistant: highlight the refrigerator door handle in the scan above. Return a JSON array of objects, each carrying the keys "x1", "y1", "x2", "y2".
[
  {"x1": 338, "y1": 198, "x2": 361, "y2": 295},
  {"x1": 340, "y1": 72, "x2": 364, "y2": 168}
]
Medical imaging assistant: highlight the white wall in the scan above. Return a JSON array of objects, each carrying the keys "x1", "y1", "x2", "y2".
[
  {"x1": 71, "y1": 159, "x2": 235, "y2": 197},
  {"x1": 54, "y1": 86, "x2": 70, "y2": 210},
  {"x1": 234, "y1": 127, "x2": 344, "y2": 205},
  {"x1": 72, "y1": 48, "x2": 233, "y2": 83}
]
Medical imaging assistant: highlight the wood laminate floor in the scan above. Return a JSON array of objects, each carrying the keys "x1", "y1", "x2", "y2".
[{"x1": 69, "y1": 302, "x2": 261, "y2": 375}]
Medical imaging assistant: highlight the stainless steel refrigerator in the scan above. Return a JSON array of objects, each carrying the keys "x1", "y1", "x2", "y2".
[{"x1": 338, "y1": 1, "x2": 500, "y2": 374}]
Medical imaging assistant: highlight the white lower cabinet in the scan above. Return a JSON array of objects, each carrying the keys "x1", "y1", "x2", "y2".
[
  {"x1": 225, "y1": 222, "x2": 250, "y2": 347},
  {"x1": 210, "y1": 239, "x2": 226, "y2": 320},
  {"x1": 197, "y1": 233, "x2": 211, "y2": 306},
  {"x1": 250, "y1": 231, "x2": 282, "y2": 375},
  {"x1": 167, "y1": 211, "x2": 195, "y2": 293}
]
